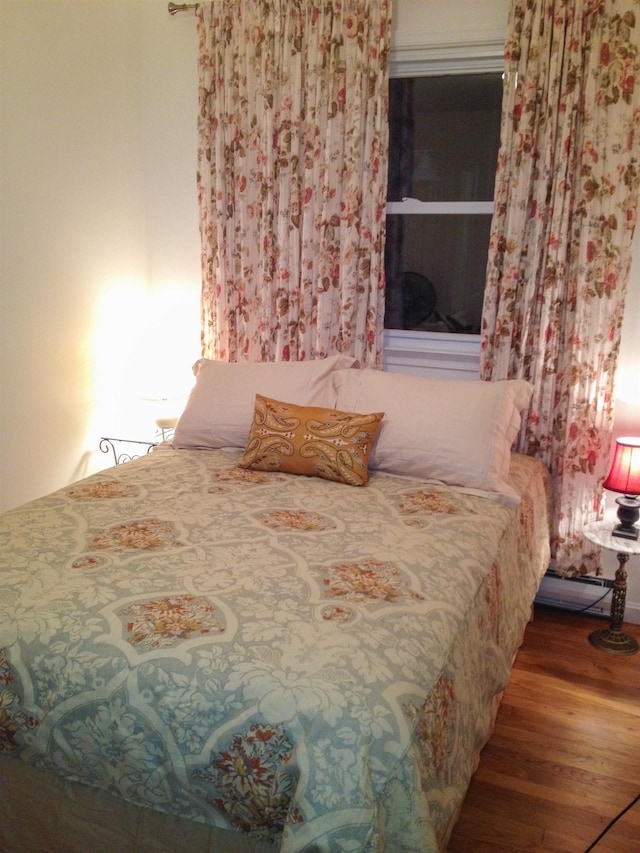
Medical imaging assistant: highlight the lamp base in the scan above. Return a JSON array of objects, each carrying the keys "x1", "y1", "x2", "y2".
[
  {"x1": 611, "y1": 523, "x2": 639, "y2": 540},
  {"x1": 613, "y1": 495, "x2": 640, "y2": 540},
  {"x1": 588, "y1": 628, "x2": 639, "y2": 656}
]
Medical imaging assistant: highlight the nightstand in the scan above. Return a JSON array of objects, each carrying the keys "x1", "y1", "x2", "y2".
[{"x1": 583, "y1": 520, "x2": 640, "y2": 655}]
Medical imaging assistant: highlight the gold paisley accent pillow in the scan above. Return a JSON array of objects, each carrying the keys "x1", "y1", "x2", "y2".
[{"x1": 239, "y1": 395, "x2": 384, "y2": 486}]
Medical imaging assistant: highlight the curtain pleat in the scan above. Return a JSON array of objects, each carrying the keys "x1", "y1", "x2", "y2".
[
  {"x1": 481, "y1": 0, "x2": 640, "y2": 574},
  {"x1": 197, "y1": 0, "x2": 392, "y2": 366}
]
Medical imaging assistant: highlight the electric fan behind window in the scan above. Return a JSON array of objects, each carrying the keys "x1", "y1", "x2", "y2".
[{"x1": 401, "y1": 271, "x2": 436, "y2": 329}]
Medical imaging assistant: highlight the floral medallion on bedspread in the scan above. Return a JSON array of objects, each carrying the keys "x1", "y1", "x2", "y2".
[{"x1": 0, "y1": 449, "x2": 551, "y2": 852}]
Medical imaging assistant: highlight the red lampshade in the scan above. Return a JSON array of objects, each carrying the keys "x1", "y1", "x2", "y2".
[{"x1": 603, "y1": 437, "x2": 640, "y2": 496}]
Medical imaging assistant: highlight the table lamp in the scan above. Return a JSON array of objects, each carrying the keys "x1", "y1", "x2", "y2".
[{"x1": 603, "y1": 436, "x2": 640, "y2": 541}]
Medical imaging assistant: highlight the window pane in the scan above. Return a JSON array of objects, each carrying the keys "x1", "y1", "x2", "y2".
[
  {"x1": 385, "y1": 72, "x2": 502, "y2": 334},
  {"x1": 384, "y1": 214, "x2": 492, "y2": 334},
  {"x1": 387, "y1": 74, "x2": 502, "y2": 203}
]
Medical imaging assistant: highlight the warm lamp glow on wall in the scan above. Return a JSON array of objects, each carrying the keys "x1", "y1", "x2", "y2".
[
  {"x1": 88, "y1": 280, "x2": 199, "y2": 444},
  {"x1": 603, "y1": 437, "x2": 640, "y2": 540}
]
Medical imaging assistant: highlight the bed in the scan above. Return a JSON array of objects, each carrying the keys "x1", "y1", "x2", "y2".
[{"x1": 0, "y1": 359, "x2": 552, "y2": 853}]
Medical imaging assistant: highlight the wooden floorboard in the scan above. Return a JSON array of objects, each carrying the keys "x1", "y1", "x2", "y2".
[{"x1": 447, "y1": 605, "x2": 640, "y2": 853}]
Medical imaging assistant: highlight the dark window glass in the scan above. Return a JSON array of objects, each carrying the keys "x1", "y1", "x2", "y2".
[{"x1": 385, "y1": 74, "x2": 502, "y2": 333}]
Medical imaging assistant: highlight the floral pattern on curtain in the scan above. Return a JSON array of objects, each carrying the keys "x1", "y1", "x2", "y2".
[
  {"x1": 481, "y1": 0, "x2": 640, "y2": 575},
  {"x1": 196, "y1": 0, "x2": 391, "y2": 366}
]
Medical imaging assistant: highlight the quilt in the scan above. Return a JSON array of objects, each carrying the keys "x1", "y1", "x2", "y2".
[{"x1": 0, "y1": 448, "x2": 551, "y2": 852}]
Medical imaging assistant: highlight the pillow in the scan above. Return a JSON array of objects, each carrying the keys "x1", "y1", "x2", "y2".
[
  {"x1": 238, "y1": 395, "x2": 384, "y2": 486},
  {"x1": 332, "y1": 369, "x2": 533, "y2": 501},
  {"x1": 173, "y1": 355, "x2": 357, "y2": 450}
]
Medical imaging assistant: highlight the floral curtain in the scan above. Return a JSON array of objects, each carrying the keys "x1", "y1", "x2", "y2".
[
  {"x1": 196, "y1": 0, "x2": 391, "y2": 366},
  {"x1": 481, "y1": 0, "x2": 640, "y2": 575}
]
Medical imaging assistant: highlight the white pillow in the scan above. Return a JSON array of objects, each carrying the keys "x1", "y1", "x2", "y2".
[
  {"x1": 332, "y1": 369, "x2": 533, "y2": 501},
  {"x1": 173, "y1": 355, "x2": 358, "y2": 450}
]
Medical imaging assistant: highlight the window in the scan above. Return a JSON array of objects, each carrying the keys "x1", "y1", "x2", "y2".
[{"x1": 384, "y1": 73, "x2": 503, "y2": 335}]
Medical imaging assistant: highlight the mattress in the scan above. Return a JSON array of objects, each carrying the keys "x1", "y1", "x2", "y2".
[{"x1": 0, "y1": 447, "x2": 551, "y2": 852}]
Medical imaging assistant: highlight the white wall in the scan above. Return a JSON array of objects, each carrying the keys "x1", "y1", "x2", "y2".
[{"x1": 0, "y1": 1, "x2": 200, "y2": 511}]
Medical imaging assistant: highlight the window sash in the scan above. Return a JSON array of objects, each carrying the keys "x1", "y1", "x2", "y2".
[
  {"x1": 384, "y1": 31, "x2": 504, "y2": 368},
  {"x1": 387, "y1": 200, "x2": 494, "y2": 215},
  {"x1": 389, "y1": 30, "x2": 504, "y2": 79}
]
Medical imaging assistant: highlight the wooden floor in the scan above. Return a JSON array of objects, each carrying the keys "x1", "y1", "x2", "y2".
[{"x1": 447, "y1": 605, "x2": 640, "y2": 853}]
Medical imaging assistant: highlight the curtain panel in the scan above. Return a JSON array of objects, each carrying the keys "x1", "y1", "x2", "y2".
[
  {"x1": 481, "y1": 0, "x2": 640, "y2": 575},
  {"x1": 196, "y1": 0, "x2": 391, "y2": 366}
]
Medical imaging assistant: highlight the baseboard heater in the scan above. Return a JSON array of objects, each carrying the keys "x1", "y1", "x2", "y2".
[{"x1": 535, "y1": 568, "x2": 614, "y2": 618}]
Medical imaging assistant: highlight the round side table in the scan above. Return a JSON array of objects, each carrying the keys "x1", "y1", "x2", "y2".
[{"x1": 583, "y1": 520, "x2": 640, "y2": 656}]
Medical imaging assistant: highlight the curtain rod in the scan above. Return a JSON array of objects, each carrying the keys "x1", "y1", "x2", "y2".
[{"x1": 168, "y1": 3, "x2": 196, "y2": 14}]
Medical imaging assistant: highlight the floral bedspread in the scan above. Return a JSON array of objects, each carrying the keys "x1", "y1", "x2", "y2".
[{"x1": 0, "y1": 449, "x2": 551, "y2": 852}]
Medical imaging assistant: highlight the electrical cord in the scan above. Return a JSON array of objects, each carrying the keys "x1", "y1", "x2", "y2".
[
  {"x1": 582, "y1": 792, "x2": 640, "y2": 852},
  {"x1": 538, "y1": 586, "x2": 612, "y2": 616},
  {"x1": 573, "y1": 586, "x2": 612, "y2": 614}
]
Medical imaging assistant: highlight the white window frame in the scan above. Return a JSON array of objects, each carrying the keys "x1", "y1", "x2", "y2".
[{"x1": 383, "y1": 36, "x2": 504, "y2": 380}]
